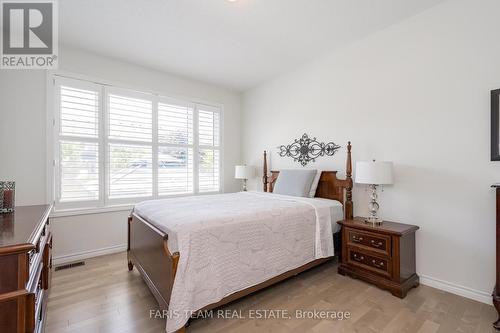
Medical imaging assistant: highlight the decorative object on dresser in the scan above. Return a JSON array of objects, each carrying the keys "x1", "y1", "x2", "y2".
[
  {"x1": 278, "y1": 133, "x2": 341, "y2": 166},
  {"x1": 0, "y1": 204, "x2": 53, "y2": 333},
  {"x1": 234, "y1": 165, "x2": 254, "y2": 191},
  {"x1": 491, "y1": 89, "x2": 500, "y2": 161},
  {"x1": 355, "y1": 160, "x2": 394, "y2": 226},
  {"x1": 0, "y1": 181, "x2": 15, "y2": 213},
  {"x1": 491, "y1": 184, "x2": 500, "y2": 329},
  {"x1": 338, "y1": 217, "x2": 419, "y2": 298}
]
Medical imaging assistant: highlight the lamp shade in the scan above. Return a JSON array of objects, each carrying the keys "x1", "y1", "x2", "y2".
[
  {"x1": 355, "y1": 161, "x2": 394, "y2": 185},
  {"x1": 235, "y1": 165, "x2": 254, "y2": 179}
]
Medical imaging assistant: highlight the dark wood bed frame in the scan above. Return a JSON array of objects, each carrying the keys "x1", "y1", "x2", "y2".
[{"x1": 127, "y1": 142, "x2": 353, "y2": 333}]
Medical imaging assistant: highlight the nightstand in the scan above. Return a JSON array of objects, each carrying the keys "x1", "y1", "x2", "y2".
[{"x1": 338, "y1": 217, "x2": 419, "y2": 298}]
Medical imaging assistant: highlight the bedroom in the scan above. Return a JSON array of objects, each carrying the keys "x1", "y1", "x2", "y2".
[{"x1": 0, "y1": 0, "x2": 499, "y2": 332}]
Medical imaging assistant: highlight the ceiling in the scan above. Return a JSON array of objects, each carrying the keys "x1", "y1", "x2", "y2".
[{"x1": 60, "y1": 0, "x2": 445, "y2": 92}]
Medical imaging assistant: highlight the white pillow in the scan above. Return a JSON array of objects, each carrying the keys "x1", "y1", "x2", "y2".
[
  {"x1": 273, "y1": 169, "x2": 317, "y2": 197},
  {"x1": 309, "y1": 170, "x2": 322, "y2": 197}
]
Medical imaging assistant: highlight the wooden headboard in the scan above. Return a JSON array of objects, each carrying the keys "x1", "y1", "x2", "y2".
[{"x1": 262, "y1": 142, "x2": 353, "y2": 220}]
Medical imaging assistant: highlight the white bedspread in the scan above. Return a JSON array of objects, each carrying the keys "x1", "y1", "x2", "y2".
[{"x1": 133, "y1": 191, "x2": 336, "y2": 333}]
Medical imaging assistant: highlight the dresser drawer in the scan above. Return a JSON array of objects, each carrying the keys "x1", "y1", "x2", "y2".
[
  {"x1": 347, "y1": 248, "x2": 391, "y2": 277},
  {"x1": 42, "y1": 235, "x2": 53, "y2": 290},
  {"x1": 28, "y1": 255, "x2": 47, "y2": 333},
  {"x1": 34, "y1": 221, "x2": 49, "y2": 254},
  {"x1": 28, "y1": 220, "x2": 50, "y2": 282},
  {"x1": 25, "y1": 261, "x2": 44, "y2": 333},
  {"x1": 346, "y1": 228, "x2": 391, "y2": 256}
]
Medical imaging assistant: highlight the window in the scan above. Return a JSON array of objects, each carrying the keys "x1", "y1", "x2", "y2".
[
  {"x1": 198, "y1": 106, "x2": 221, "y2": 192},
  {"x1": 52, "y1": 77, "x2": 222, "y2": 210},
  {"x1": 55, "y1": 81, "x2": 102, "y2": 209},
  {"x1": 158, "y1": 98, "x2": 194, "y2": 195},
  {"x1": 107, "y1": 90, "x2": 153, "y2": 202}
]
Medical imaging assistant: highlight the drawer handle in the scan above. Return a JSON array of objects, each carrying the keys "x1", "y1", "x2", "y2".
[
  {"x1": 352, "y1": 236, "x2": 363, "y2": 242},
  {"x1": 28, "y1": 250, "x2": 35, "y2": 266},
  {"x1": 371, "y1": 259, "x2": 384, "y2": 268},
  {"x1": 353, "y1": 254, "x2": 364, "y2": 261},
  {"x1": 370, "y1": 240, "x2": 383, "y2": 248}
]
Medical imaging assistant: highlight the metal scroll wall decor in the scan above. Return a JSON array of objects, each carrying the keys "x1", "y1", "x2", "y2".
[{"x1": 278, "y1": 133, "x2": 341, "y2": 166}]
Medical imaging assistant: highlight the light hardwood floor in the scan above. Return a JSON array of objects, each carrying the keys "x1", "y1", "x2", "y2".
[{"x1": 46, "y1": 252, "x2": 497, "y2": 333}]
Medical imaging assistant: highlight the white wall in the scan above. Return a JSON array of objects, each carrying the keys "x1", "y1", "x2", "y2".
[
  {"x1": 0, "y1": 46, "x2": 241, "y2": 262},
  {"x1": 0, "y1": 70, "x2": 47, "y2": 205},
  {"x1": 242, "y1": 0, "x2": 500, "y2": 303}
]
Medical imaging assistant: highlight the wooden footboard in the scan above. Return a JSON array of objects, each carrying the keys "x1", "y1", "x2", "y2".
[{"x1": 127, "y1": 213, "x2": 179, "y2": 310}]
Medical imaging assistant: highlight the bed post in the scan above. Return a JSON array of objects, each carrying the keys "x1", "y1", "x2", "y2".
[
  {"x1": 263, "y1": 150, "x2": 268, "y2": 192},
  {"x1": 345, "y1": 142, "x2": 353, "y2": 219}
]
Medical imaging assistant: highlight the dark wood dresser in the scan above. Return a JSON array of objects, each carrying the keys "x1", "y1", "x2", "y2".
[
  {"x1": 338, "y1": 217, "x2": 419, "y2": 298},
  {"x1": 0, "y1": 205, "x2": 53, "y2": 333}
]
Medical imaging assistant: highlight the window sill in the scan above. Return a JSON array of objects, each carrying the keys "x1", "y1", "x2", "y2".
[
  {"x1": 50, "y1": 205, "x2": 133, "y2": 218},
  {"x1": 50, "y1": 191, "x2": 223, "y2": 218}
]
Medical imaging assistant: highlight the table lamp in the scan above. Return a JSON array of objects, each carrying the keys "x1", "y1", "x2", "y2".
[
  {"x1": 235, "y1": 165, "x2": 254, "y2": 191},
  {"x1": 355, "y1": 160, "x2": 394, "y2": 226}
]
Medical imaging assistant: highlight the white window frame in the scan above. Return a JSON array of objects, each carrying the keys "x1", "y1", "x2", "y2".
[{"x1": 47, "y1": 72, "x2": 224, "y2": 215}]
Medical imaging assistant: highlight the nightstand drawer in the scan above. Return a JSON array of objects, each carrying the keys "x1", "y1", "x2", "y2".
[
  {"x1": 347, "y1": 248, "x2": 391, "y2": 277},
  {"x1": 347, "y1": 228, "x2": 391, "y2": 256}
]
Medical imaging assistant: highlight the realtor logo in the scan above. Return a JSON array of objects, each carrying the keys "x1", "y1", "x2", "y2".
[{"x1": 1, "y1": 0, "x2": 58, "y2": 69}]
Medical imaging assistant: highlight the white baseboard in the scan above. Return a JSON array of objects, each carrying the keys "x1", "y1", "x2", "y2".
[
  {"x1": 420, "y1": 274, "x2": 492, "y2": 305},
  {"x1": 52, "y1": 244, "x2": 127, "y2": 266}
]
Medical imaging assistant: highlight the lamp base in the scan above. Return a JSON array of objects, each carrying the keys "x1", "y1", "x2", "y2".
[
  {"x1": 365, "y1": 184, "x2": 383, "y2": 227},
  {"x1": 364, "y1": 216, "x2": 383, "y2": 227}
]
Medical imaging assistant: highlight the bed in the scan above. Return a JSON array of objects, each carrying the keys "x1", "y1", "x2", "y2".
[{"x1": 127, "y1": 142, "x2": 353, "y2": 333}]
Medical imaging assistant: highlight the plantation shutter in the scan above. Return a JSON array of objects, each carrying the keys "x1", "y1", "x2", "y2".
[
  {"x1": 57, "y1": 81, "x2": 101, "y2": 205},
  {"x1": 198, "y1": 106, "x2": 221, "y2": 193},
  {"x1": 107, "y1": 92, "x2": 153, "y2": 200},
  {"x1": 158, "y1": 99, "x2": 194, "y2": 195}
]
